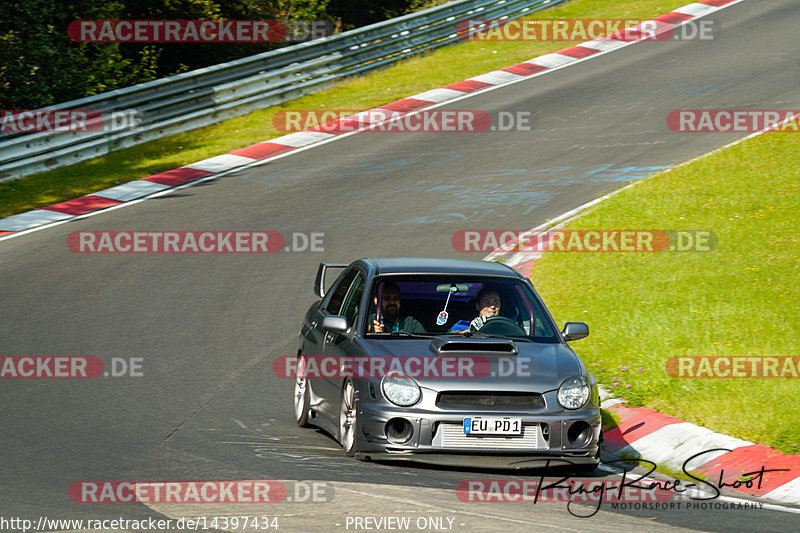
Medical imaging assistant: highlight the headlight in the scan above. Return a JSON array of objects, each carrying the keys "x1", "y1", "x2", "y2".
[
  {"x1": 557, "y1": 376, "x2": 590, "y2": 409},
  {"x1": 381, "y1": 372, "x2": 421, "y2": 406}
]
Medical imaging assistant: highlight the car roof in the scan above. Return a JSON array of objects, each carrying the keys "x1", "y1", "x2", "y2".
[{"x1": 357, "y1": 257, "x2": 523, "y2": 278}]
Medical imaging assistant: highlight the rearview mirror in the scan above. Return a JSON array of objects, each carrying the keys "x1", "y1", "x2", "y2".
[
  {"x1": 562, "y1": 322, "x2": 589, "y2": 342},
  {"x1": 436, "y1": 283, "x2": 470, "y2": 293}
]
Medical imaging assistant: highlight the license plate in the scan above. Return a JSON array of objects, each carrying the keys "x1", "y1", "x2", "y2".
[{"x1": 463, "y1": 417, "x2": 522, "y2": 436}]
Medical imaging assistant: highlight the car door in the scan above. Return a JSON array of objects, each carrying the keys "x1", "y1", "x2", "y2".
[
  {"x1": 319, "y1": 269, "x2": 366, "y2": 410},
  {"x1": 307, "y1": 268, "x2": 360, "y2": 422}
]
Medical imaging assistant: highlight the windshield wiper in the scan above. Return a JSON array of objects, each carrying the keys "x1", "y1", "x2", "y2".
[{"x1": 367, "y1": 331, "x2": 436, "y2": 339}]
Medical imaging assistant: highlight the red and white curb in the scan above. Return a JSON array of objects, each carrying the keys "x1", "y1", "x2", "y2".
[
  {"x1": 600, "y1": 397, "x2": 800, "y2": 506},
  {"x1": 0, "y1": 0, "x2": 745, "y2": 241}
]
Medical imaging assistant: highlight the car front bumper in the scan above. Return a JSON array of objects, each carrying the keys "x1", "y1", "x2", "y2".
[{"x1": 353, "y1": 402, "x2": 602, "y2": 469}]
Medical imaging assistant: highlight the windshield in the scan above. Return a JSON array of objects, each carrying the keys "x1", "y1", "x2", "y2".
[{"x1": 363, "y1": 276, "x2": 559, "y2": 343}]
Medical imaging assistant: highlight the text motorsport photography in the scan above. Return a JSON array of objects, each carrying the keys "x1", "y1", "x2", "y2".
[{"x1": 457, "y1": 453, "x2": 780, "y2": 518}]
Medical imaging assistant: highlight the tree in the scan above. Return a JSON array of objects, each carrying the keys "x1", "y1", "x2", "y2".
[
  {"x1": 0, "y1": 0, "x2": 424, "y2": 109},
  {"x1": 0, "y1": 0, "x2": 155, "y2": 108},
  {"x1": 326, "y1": 0, "x2": 412, "y2": 30}
]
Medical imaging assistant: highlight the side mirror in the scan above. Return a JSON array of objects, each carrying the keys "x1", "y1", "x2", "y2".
[
  {"x1": 562, "y1": 322, "x2": 589, "y2": 342},
  {"x1": 322, "y1": 315, "x2": 350, "y2": 335}
]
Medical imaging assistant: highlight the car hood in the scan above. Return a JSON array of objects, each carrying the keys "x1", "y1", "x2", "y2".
[{"x1": 357, "y1": 337, "x2": 583, "y2": 392}]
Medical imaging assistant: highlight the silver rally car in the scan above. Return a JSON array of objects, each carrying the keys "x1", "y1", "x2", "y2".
[{"x1": 293, "y1": 257, "x2": 601, "y2": 470}]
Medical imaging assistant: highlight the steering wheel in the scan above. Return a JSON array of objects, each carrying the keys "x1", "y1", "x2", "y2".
[{"x1": 477, "y1": 316, "x2": 527, "y2": 336}]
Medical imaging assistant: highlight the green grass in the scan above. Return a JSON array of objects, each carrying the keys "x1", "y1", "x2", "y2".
[
  {"x1": 530, "y1": 129, "x2": 800, "y2": 454},
  {"x1": 0, "y1": 0, "x2": 688, "y2": 218},
  {"x1": 601, "y1": 408, "x2": 622, "y2": 432}
]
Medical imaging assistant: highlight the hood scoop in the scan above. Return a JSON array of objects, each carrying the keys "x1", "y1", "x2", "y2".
[{"x1": 429, "y1": 338, "x2": 517, "y2": 355}]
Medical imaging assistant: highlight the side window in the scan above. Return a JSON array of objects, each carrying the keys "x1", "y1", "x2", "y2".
[
  {"x1": 325, "y1": 269, "x2": 358, "y2": 315},
  {"x1": 533, "y1": 315, "x2": 546, "y2": 337},
  {"x1": 340, "y1": 272, "x2": 365, "y2": 325}
]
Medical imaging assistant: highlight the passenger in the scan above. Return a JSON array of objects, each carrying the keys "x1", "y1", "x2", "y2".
[{"x1": 370, "y1": 281, "x2": 426, "y2": 333}]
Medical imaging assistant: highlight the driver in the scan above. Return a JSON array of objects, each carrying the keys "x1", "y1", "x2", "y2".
[
  {"x1": 370, "y1": 281, "x2": 426, "y2": 334},
  {"x1": 470, "y1": 287, "x2": 501, "y2": 331}
]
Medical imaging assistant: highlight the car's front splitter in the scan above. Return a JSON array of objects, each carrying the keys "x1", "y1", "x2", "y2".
[{"x1": 353, "y1": 451, "x2": 599, "y2": 470}]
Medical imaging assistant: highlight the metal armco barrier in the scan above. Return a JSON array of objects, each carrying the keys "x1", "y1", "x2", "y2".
[{"x1": 0, "y1": 0, "x2": 563, "y2": 182}]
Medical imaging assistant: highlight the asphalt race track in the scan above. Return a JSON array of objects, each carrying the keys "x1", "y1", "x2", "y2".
[{"x1": 2, "y1": 1, "x2": 800, "y2": 531}]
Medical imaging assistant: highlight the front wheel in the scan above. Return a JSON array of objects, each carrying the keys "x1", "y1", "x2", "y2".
[
  {"x1": 339, "y1": 379, "x2": 358, "y2": 456},
  {"x1": 294, "y1": 355, "x2": 311, "y2": 427}
]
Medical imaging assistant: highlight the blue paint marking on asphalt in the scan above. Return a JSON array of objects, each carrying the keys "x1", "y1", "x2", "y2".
[
  {"x1": 392, "y1": 164, "x2": 668, "y2": 224},
  {"x1": 584, "y1": 75, "x2": 798, "y2": 99},
  {"x1": 238, "y1": 152, "x2": 463, "y2": 186},
  {"x1": 393, "y1": 183, "x2": 554, "y2": 225},
  {"x1": 397, "y1": 213, "x2": 471, "y2": 225},
  {"x1": 239, "y1": 152, "x2": 668, "y2": 226},
  {"x1": 578, "y1": 164, "x2": 669, "y2": 183},
  {"x1": 531, "y1": 164, "x2": 669, "y2": 186}
]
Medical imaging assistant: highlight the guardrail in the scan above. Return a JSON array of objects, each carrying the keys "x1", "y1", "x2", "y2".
[{"x1": 0, "y1": 0, "x2": 563, "y2": 182}]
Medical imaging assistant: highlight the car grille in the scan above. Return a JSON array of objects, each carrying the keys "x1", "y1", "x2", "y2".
[
  {"x1": 436, "y1": 392, "x2": 545, "y2": 411},
  {"x1": 432, "y1": 423, "x2": 548, "y2": 450}
]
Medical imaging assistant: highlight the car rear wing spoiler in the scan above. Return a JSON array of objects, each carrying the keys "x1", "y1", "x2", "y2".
[{"x1": 313, "y1": 262, "x2": 349, "y2": 299}]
